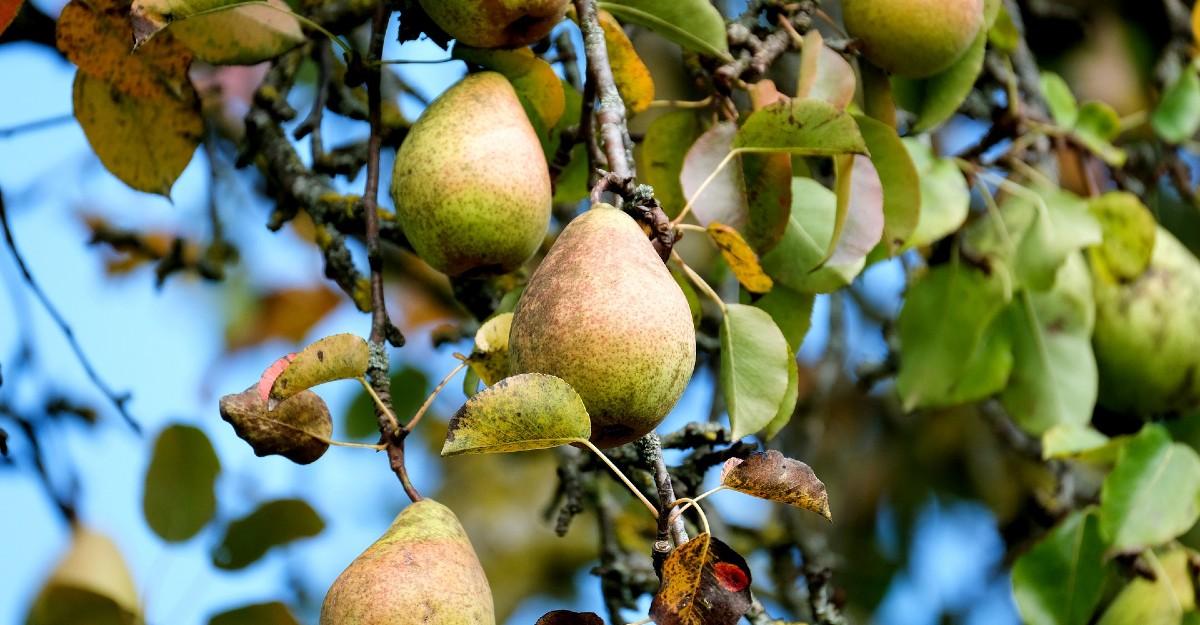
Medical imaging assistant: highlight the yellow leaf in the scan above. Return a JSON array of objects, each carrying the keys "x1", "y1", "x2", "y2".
[
  {"x1": 167, "y1": 0, "x2": 304, "y2": 65},
  {"x1": 706, "y1": 223, "x2": 774, "y2": 294},
  {"x1": 598, "y1": 10, "x2": 654, "y2": 114},
  {"x1": 72, "y1": 72, "x2": 203, "y2": 196},
  {"x1": 56, "y1": 0, "x2": 193, "y2": 101},
  {"x1": 454, "y1": 47, "x2": 566, "y2": 129},
  {"x1": 1194, "y1": 2, "x2": 1200, "y2": 45}
]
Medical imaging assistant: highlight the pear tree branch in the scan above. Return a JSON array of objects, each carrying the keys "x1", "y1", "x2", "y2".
[
  {"x1": 574, "y1": 0, "x2": 689, "y2": 552},
  {"x1": 360, "y1": 2, "x2": 420, "y2": 504}
]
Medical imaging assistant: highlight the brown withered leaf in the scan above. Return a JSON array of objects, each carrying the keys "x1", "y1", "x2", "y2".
[
  {"x1": 219, "y1": 385, "x2": 331, "y2": 464},
  {"x1": 721, "y1": 450, "x2": 831, "y2": 520},
  {"x1": 707, "y1": 223, "x2": 773, "y2": 293},
  {"x1": 650, "y1": 533, "x2": 752, "y2": 625},
  {"x1": 224, "y1": 286, "x2": 342, "y2": 352},
  {"x1": 535, "y1": 610, "x2": 604, "y2": 625},
  {"x1": 56, "y1": 0, "x2": 192, "y2": 101}
]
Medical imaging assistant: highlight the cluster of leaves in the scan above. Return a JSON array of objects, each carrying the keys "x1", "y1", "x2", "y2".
[{"x1": 7, "y1": 0, "x2": 1200, "y2": 623}]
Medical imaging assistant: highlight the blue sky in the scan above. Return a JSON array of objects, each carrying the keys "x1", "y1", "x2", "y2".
[{"x1": 0, "y1": 4, "x2": 1018, "y2": 624}]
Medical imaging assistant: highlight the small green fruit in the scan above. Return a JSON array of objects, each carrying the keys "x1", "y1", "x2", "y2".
[
  {"x1": 843, "y1": 0, "x2": 984, "y2": 79},
  {"x1": 391, "y1": 71, "x2": 551, "y2": 277},
  {"x1": 320, "y1": 499, "x2": 495, "y2": 625},
  {"x1": 1093, "y1": 226, "x2": 1200, "y2": 415},
  {"x1": 509, "y1": 205, "x2": 696, "y2": 447},
  {"x1": 418, "y1": 0, "x2": 568, "y2": 49}
]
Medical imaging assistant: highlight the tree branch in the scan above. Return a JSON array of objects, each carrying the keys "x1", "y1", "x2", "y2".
[
  {"x1": 0, "y1": 192, "x2": 140, "y2": 434},
  {"x1": 574, "y1": 0, "x2": 633, "y2": 179},
  {"x1": 359, "y1": 2, "x2": 418, "y2": 503}
]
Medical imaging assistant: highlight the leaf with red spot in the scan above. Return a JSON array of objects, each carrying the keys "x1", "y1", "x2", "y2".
[
  {"x1": 649, "y1": 533, "x2": 752, "y2": 625},
  {"x1": 721, "y1": 450, "x2": 831, "y2": 520},
  {"x1": 535, "y1": 610, "x2": 604, "y2": 625}
]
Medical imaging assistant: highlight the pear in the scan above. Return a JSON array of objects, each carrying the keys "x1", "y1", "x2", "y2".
[
  {"x1": 509, "y1": 205, "x2": 696, "y2": 447},
  {"x1": 1093, "y1": 226, "x2": 1200, "y2": 415},
  {"x1": 391, "y1": 71, "x2": 551, "y2": 277},
  {"x1": 418, "y1": 0, "x2": 568, "y2": 49},
  {"x1": 320, "y1": 499, "x2": 495, "y2": 625},
  {"x1": 26, "y1": 525, "x2": 140, "y2": 625},
  {"x1": 843, "y1": 0, "x2": 984, "y2": 79}
]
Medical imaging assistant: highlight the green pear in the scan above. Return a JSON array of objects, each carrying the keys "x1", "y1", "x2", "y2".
[
  {"x1": 320, "y1": 499, "x2": 494, "y2": 625},
  {"x1": 26, "y1": 525, "x2": 140, "y2": 625},
  {"x1": 509, "y1": 205, "x2": 696, "y2": 447},
  {"x1": 418, "y1": 0, "x2": 568, "y2": 49},
  {"x1": 843, "y1": 0, "x2": 983, "y2": 79},
  {"x1": 391, "y1": 71, "x2": 551, "y2": 277},
  {"x1": 1093, "y1": 226, "x2": 1200, "y2": 415}
]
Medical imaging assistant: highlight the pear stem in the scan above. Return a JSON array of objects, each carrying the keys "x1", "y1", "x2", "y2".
[
  {"x1": 665, "y1": 486, "x2": 724, "y2": 528},
  {"x1": 405, "y1": 360, "x2": 468, "y2": 433},
  {"x1": 577, "y1": 439, "x2": 660, "y2": 518},
  {"x1": 666, "y1": 496, "x2": 711, "y2": 537},
  {"x1": 673, "y1": 252, "x2": 727, "y2": 314},
  {"x1": 648, "y1": 96, "x2": 714, "y2": 110}
]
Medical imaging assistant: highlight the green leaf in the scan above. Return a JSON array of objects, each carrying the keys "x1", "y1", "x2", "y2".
[
  {"x1": 1040, "y1": 72, "x2": 1079, "y2": 128},
  {"x1": 130, "y1": 0, "x2": 301, "y2": 54},
  {"x1": 1097, "y1": 548, "x2": 1196, "y2": 625},
  {"x1": 25, "y1": 586, "x2": 138, "y2": 625},
  {"x1": 1041, "y1": 424, "x2": 1111, "y2": 460},
  {"x1": 1074, "y1": 101, "x2": 1126, "y2": 166},
  {"x1": 212, "y1": 499, "x2": 324, "y2": 570},
  {"x1": 720, "y1": 304, "x2": 791, "y2": 440},
  {"x1": 965, "y1": 185, "x2": 1100, "y2": 291},
  {"x1": 597, "y1": 0, "x2": 731, "y2": 61},
  {"x1": 143, "y1": 423, "x2": 220, "y2": 542},
  {"x1": 741, "y1": 150, "x2": 793, "y2": 253},
  {"x1": 1100, "y1": 425, "x2": 1200, "y2": 554},
  {"x1": 1088, "y1": 191, "x2": 1158, "y2": 282},
  {"x1": 896, "y1": 263, "x2": 1012, "y2": 410},
  {"x1": 763, "y1": 347, "x2": 800, "y2": 440},
  {"x1": 345, "y1": 366, "x2": 428, "y2": 439},
  {"x1": 467, "y1": 312, "x2": 514, "y2": 386},
  {"x1": 209, "y1": 602, "x2": 300, "y2": 625},
  {"x1": 753, "y1": 285, "x2": 815, "y2": 349},
  {"x1": 734, "y1": 99, "x2": 868, "y2": 156},
  {"x1": 441, "y1": 373, "x2": 591, "y2": 455},
  {"x1": 856, "y1": 115, "x2": 920, "y2": 254},
  {"x1": 639, "y1": 110, "x2": 702, "y2": 218},
  {"x1": 1012, "y1": 508, "x2": 1110, "y2": 625},
  {"x1": 268, "y1": 333, "x2": 369, "y2": 403},
  {"x1": 760, "y1": 178, "x2": 865, "y2": 293},
  {"x1": 903, "y1": 139, "x2": 970, "y2": 249},
  {"x1": 894, "y1": 27, "x2": 988, "y2": 132},
  {"x1": 167, "y1": 0, "x2": 303, "y2": 65},
  {"x1": 999, "y1": 260, "x2": 1098, "y2": 435},
  {"x1": 1152, "y1": 68, "x2": 1200, "y2": 144}
]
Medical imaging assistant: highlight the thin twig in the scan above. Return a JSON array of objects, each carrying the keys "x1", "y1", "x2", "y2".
[
  {"x1": 0, "y1": 192, "x2": 140, "y2": 434},
  {"x1": 578, "y1": 438, "x2": 660, "y2": 518},
  {"x1": 404, "y1": 360, "x2": 466, "y2": 433},
  {"x1": 0, "y1": 114, "x2": 74, "y2": 139}
]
